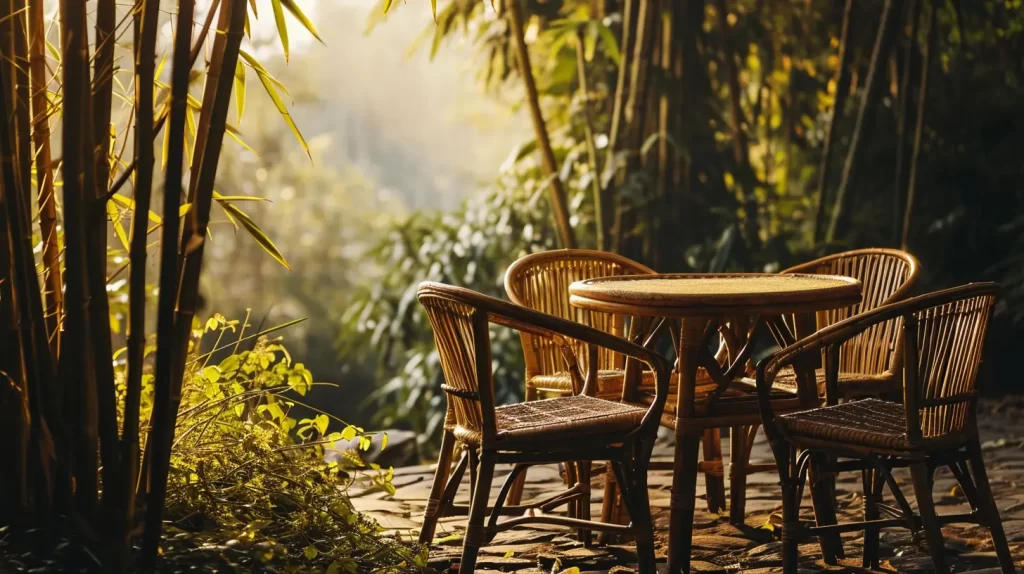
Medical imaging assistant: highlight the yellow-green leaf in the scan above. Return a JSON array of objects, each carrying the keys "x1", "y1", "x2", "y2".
[
  {"x1": 341, "y1": 425, "x2": 357, "y2": 441},
  {"x1": 280, "y1": 0, "x2": 323, "y2": 43},
  {"x1": 431, "y1": 0, "x2": 437, "y2": 22},
  {"x1": 314, "y1": 414, "x2": 329, "y2": 435},
  {"x1": 383, "y1": 0, "x2": 395, "y2": 14},
  {"x1": 110, "y1": 193, "x2": 162, "y2": 224},
  {"x1": 225, "y1": 123, "x2": 258, "y2": 157},
  {"x1": 271, "y1": 0, "x2": 289, "y2": 62},
  {"x1": 303, "y1": 545, "x2": 318, "y2": 560},
  {"x1": 217, "y1": 200, "x2": 291, "y2": 270},
  {"x1": 381, "y1": 432, "x2": 388, "y2": 451},
  {"x1": 107, "y1": 201, "x2": 129, "y2": 251},
  {"x1": 238, "y1": 51, "x2": 308, "y2": 159},
  {"x1": 238, "y1": 50, "x2": 290, "y2": 95},
  {"x1": 234, "y1": 60, "x2": 246, "y2": 122}
]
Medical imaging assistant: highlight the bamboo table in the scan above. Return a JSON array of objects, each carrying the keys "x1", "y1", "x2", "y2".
[{"x1": 569, "y1": 273, "x2": 862, "y2": 574}]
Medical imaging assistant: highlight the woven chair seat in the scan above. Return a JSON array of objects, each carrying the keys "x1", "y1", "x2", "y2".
[
  {"x1": 778, "y1": 399, "x2": 911, "y2": 451},
  {"x1": 453, "y1": 395, "x2": 646, "y2": 446},
  {"x1": 771, "y1": 366, "x2": 898, "y2": 397},
  {"x1": 529, "y1": 369, "x2": 657, "y2": 396}
]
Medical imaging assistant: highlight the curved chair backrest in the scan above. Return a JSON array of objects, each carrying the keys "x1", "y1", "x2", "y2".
[
  {"x1": 418, "y1": 282, "x2": 671, "y2": 444},
  {"x1": 761, "y1": 283, "x2": 998, "y2": 443},
  {"x1": 782, "y1": 248, "x2": 920, "y2": 375},
  {"x1": 505, "y1": 249, "x2": 656, "y2": 382}
]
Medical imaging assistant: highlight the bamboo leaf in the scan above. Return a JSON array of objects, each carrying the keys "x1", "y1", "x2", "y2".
[
  {"x1": 249, "y1": 0, "x2": 258, "y2": 18},
  {"x1": 238, "y1": 49, "x2": 290, "y2": 95},
  {"x1": 271, "y1": 0, "x2": 289, "y2": 61},
  {"x1": 218, "y1": 200, "x2": 292, "y2": 270},
  {"x1": 213, "y1": 192, "x2": 269, "y2": 202},
  {"x1": 383, "y1": 0, "x2": 395, "y2": 14},
  {"x1": 234, "y1": 60, "x2": 246, "y2": 122},
  {"x1": 107, "y1": 201, "x2": 130, "y2": 251},
  {"x1": 239, "y1": 51, "x2": 309, "y2": 159},
  {"x1": 596, "y1": 22, "x2": 621, "y2": 65},
  {"x1": 431, "y1": 0, "x2": 437, "y2": 22},
  {"x1": 110, "y1": 194, "x2": 162, "y2": 224},
  {"x1": 225, "y1": 124, "x2": 258, "y2": 157},
  {"x1": 280, "y1": 0, "x2": 324, "y2": 43}
]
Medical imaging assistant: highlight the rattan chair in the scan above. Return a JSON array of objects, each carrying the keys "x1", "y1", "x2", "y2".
[
  {"x1": 504, "y1": 249, "x2": 657, "y2": 401},
  {"x1": 416, "y1": 282, "x2": 671, "y2": 573},
  {"x1": 754, "y1": 283, "x2": 1015, "y2": 574},
  {"x1": 726, "y1": 248, "x2": 921, "y2": 523}
]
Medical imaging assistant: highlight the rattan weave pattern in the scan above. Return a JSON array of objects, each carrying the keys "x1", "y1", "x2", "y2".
[
  {"x1": 778, "y1": 399, "x2": 909, "y2": 450},
  {"x1": 770, "y1": 367, "x2": 896, "y2": 396},
  {"x1": 492, "y1": 395, "x2": 646, "y2": 441}
]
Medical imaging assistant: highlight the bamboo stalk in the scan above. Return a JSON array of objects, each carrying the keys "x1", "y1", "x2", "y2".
[
  {"x1": 811, "y1": 0, "x2": 855, "y2": 245},
  {"x1": 0, "y1": 1, "x2": 57, "y2": 526},
  {"x1": 58, "y1": 0, "x2": 100, "y2": 515},
  {"x1": 892, "y1": 0, "x2": 921, "y2": 243},
  {"x1": 574, "y1": 28, "x2": 604, "y2": 251},
  {"x1": 505, "y1": 0, "x2": 576, "y2": 249},
  {"x1": 142, "y1": 0, "x2": 246, "y2": 566},
  {"x1": 825, "y1": 0, "x2": 899, "y2": 243},
  {"x1": 12, "y1": 0, "x2": 30, "y2": 216},
  {"x1": 603, "y1": 0, "x2": 634, "y2": 189},
  {"x1": 29, "y1": 0, "x2": 60, "y2": 354},
  {"x1": 106, "y1": 0, "x2": 223, "y2": 200},
  {"x1": 901, "y1": 0, "x2": 936, "y2": 250},
  {"x1": 83, "y1": 0, "x2": 120, "y2": 516},
  {"x1": 714, "y1": 0, "x2": 759, "y2": 246}
]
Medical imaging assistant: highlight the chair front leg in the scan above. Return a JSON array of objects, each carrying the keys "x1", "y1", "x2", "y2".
[
  {"x1": 909, "y1": 461, "x2": 949, "y2": 574},
  {"x1": 419, "y1": 429, "x2": 457, "y2": 544},
  {"x1": 459, "y1": 450, "x2": 496, "y2": 574},
  {"x1": 667, "y1": 431, "x2": 701, "y2": 574},
  {"x1": 965, "y1": 440, "x2": 1017, "y2": 574},
  {"x1": 809, "y1": 452, "x2": 845, "y2": 562},
  {"x1": 729, "y1": 424, "x2": 751, "y2": 523}
]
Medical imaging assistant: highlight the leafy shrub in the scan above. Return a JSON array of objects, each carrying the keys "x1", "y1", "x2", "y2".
[{"x1": 122, "y1": 316, "x2": 429, "y2": 573}]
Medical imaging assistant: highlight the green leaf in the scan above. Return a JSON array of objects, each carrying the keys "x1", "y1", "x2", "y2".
[
  {"x1": 238, "y1": 50, "x2": 308, "y2": 158},
  {"x1": 234, "y1": 60, "x2": 246, "y2": 122},
  {"x1": 107, "y1": 201, "x2": 130, "y2": 251},
  {"x1": 216, "y1": 200, "x2": 291, "y2": 270},
  {"x1": 271, "y1": 0, "x2": 289, "y2": 62},
  {"x1": 280, "y1": 0, "x2": 324, "y2": 43},
  {"x1": 314, "y1": 414, "x2": 329, "y2": 435},
  {"x1": 302, "y1": 545, "x2": 318, "y2": 560},
  {"x1": 110, "y1": 193, "x2": 162, "y2": 224},
  {"x1": 596, "y1": 22, "x2": 621, "y2": 65}
]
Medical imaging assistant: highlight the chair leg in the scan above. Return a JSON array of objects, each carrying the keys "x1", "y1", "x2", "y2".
[
  {"x1": 459, "y1": 449, "x2": 495, "y2": 574},
  {"x1": 809, "y1": 452, "x2": 845, "y2": 563},
  {"x1": 667, "y1": 432, "x2": 701, "y2": 574},
  {"x1": 909, "y1": 461, "x2": 949, "y2": 574},
  {"x1": 575, "y1": 461, "x2": 593, "y2": 547},
  {"x1": 729, "y1": 424, "x2": 750, "y2": 524},
  {"x1": 419, "y1": 429, "x2": 457, "y2": 543},
  {"x1": 613, "y1": 450, "x2": 657, "y2": 573},
  {"x1": 780, "y1": 444, "x2": 801, "y2": 574},
  {"x1": 704, "y1": 428, "x2": 727, "y2": 513},
  {"x1": 598, "y1": 464, "x2": 619, "y2": 544},
  {"x1": 862, "y1": 467, "x2": 883, "y2": 568},
  {"x1": 506, "y1": 468, "x2": 527, "y2": 506},
  {"x1": 966, "y1": 440, "x2": 1017, "y2": 573}
]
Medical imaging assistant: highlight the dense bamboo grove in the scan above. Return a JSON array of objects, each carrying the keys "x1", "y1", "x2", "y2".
[{"x1": 0, "y1": 0, "x2": 318, "y2": 569}]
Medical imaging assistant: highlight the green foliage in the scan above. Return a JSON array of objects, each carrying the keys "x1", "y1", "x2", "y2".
[{"x1": 128, "y1": 316, "x2": 429, "y2": 572}]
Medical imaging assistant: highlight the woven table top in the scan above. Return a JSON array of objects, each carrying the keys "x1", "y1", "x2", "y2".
[{"x1": 569, "y1": 273, "x2": 862, "y2": 317}]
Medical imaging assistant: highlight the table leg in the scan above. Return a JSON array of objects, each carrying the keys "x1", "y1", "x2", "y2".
[{"x1": 667, "y1": 318, "x2": 706, "y2": 574}]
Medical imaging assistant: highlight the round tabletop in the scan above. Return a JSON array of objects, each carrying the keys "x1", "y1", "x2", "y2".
[{"x1": 569, "y1": 273, "x2": 862, "y2": 317}]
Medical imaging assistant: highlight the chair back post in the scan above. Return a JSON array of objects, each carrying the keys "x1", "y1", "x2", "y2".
[
  {"x1": 901, "y1": 312, "x2": 924, "y2": 444},
  {"x1": 472, "y1": 309, "x2": 498, "y2": 446}
]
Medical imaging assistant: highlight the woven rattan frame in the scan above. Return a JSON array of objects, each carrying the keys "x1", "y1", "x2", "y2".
[
  {"x1": 780, "y1": 247, "x2": 921, "y2": 391},
  {"x1": 416, "y1": 282, "x2": 671, "y2": 573},
  {"x1": 754, "y1": 283, "x2": 1015, "y2": 574},
  {"x1": 505, "y1": 249, "x2": 656, "y2": 399}
]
